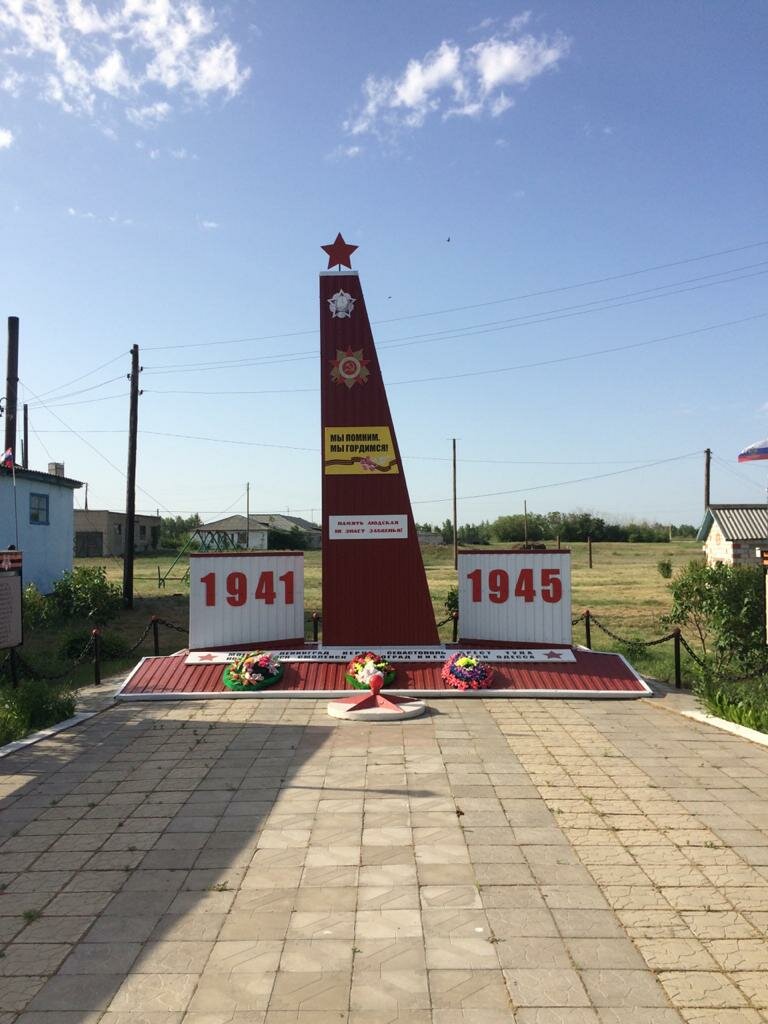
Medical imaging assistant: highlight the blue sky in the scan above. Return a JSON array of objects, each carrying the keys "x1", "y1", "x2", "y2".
[{"x1": 1, "y1": 1, "x2": 766, "y2": 528}]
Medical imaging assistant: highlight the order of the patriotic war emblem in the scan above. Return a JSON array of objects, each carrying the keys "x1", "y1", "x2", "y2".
[
  {"x1": 328, "y1": 289, "x2": 355, "y2": 318},
  {"x1": 330, "y1": 347, "x2": 370, "y2": 388}
]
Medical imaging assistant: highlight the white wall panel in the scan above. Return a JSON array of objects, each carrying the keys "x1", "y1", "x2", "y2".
[
  {"x1": 189, "y1": 553, "x2": 304, "y2": 649},
  {"x1": 458, "y1": 551, "x2": 572, "y2": 644}
]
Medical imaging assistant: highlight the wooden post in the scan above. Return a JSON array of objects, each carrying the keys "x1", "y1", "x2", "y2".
[
  {"x1": 584, "y1": 609, "x2": 592, "y2": 649},
  {"x1": 123, "y1": 345, "x2": 140, "y2": 608},
  {"x1": 704, "y1": 448, "x2": 711, "y2": 510},
  {"x1": 556, "y1": 534, "x2": 560, "y2": 550},
  {"x1": 22, "y1": 403, "x2": 28, "y2": 469},
  {"x1": 588, "y1": 536, "x2": 593, "y2": 569},
  {"x1": 523, "y1": 500, "x2": 529, "y2": 547},
  {"x1": 452, "y1": 438, "x2": 458, "y2": 569},
  {"x1": 4, "y1": 317, "x2": 19, "y2": 458},
  {"x1": 151, "y1": 617, "x2": 160, "y2": 656},
  {"x1": 452, "y1": 610, "x2": 459, "y2": 643},
  {"x1": 312, "y1": 611, "x2": 320, "y2": 642}
]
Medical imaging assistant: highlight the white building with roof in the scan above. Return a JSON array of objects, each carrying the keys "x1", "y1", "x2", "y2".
[{"x1": 697, "y1": 504, "x2": 768, "y2": 567}]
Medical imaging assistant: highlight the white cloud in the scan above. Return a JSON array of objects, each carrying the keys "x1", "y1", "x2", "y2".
[
  {"x1": 0, "y1": 128, "x2": 14, "y2": 148},
  {"x1": 148, "y1": 148, "x2": 160, "y2": 159},
  {"x1": 345, "y1": 21, "x2": 569, "y2": 137},
  {"x1": 126, "y1": 101, "x2": 171, "y2": 127},
  {"x1": 0, "y1": 69, "x2": 24, "y2": 97},
  {"x1": 170, "y1": 146, "x2": 187, "y2": 159},
  {"x1": 0, "y1": 1, "x2": 250, "y2": 122},
  {"x1": 200, "y1": 219, "x2": 218, "y2": 229}
]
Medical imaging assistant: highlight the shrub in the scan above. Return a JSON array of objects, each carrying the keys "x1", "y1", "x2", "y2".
[
  {"x1": 58, "y1": 631, "x2": 129, "y2": 662},
  {"x1": 0, "y1": 680, "x2": 77, "y2": 744},
  {"x1": 657, "y1": 558, "x2": 673, "y2": 579},
  {"x1": 665, "y1": 561, "x2": 766, "y2": 674},
  {"x1": 23, "y1": 583, "x2": 50, "y2": 628},
  {"x1": 444, "y1": 586, "x2": 458, "y2": 616},
  {"x1": 696, "y1": 673, "x2": 768, "y2": 734},
  {"x1": 48, "y1": 567, "x2": 122, "y2": 625}
]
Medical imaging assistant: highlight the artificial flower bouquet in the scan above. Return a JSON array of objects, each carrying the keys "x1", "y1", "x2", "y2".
[
  {"x1": 223, "y1": 651, "x2": 284, "y2": 691},
  {"x1": 345, "y1": 651, "x2": 397, "y2": 690},
  {"x1": 441, "y1": 652, "x2": 493, "y2": 691}
]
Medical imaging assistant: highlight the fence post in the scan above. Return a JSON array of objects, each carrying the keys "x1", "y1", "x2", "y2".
[
  {"x1": 312, "y1": 612, "x2": 320, "y2": 643},
  {"x1": 151, "y1": 616, "x2": 160, "y2": 656},
  {"x1": 588, "y1": 536, "x2": 593, "y2": 569},
  {"x1": 92, "y1": 628, "x2": 102, "y2": 686},
  {"x1": 673, "y1": 628, "x2": 682, "y2": 689},
  {"x1": 452, "y1": 610, "x2": 459, "y2": 643},
  {"x1": 584, "y1": 609, "x2": 592, "y2": 649}
]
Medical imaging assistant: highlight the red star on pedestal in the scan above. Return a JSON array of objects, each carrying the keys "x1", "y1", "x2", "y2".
[{"x1": 321, "y1": 232, "x2": 358, "y2": 270}]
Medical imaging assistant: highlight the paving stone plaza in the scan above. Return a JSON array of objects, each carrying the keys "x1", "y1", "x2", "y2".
[{"x1": 2, "y1": 693, "x2": 768, "y2": 1022}]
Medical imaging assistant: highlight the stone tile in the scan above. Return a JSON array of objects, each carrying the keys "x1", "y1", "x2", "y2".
[
  {"x1": 27, "y1": 973, "x2": 124, "y2": 1012},
  {"x1": 425, "y1": 936, "x2": 500, "y2": 969},
  {"x1": 355, "y1": 910, "x2": 422, "y2": 939},
  {"x1": 514, "y1": 1010, "x2": 600, "y2": 1024},
  {"x1": 551, "y1": 909, "x2": 625, "y2": 938},
  {"x1": 580, "y1": 969, "x2": 669, "y2": 1007},
  {"x1": 496, "y1": 936, "x2": 571, "y2": 969},
  {"x1": 350, "y1": 969, "x2": 429, "y2": 1011},
  {"x1": 269, "y1": 971, "x2": 350, "y2": 1011},
  {"x1": 486, "y1": 908, "x2": 559, "y2": 938},
  {"x1": 420, "y1": 886, "x2": 482, "y2": 909},
  {"x1": 59, "y1": 942, "x2": 141, "y2": 975},
  {"x1": 186, "y1": 973, "x2": 275, "y2": 1014},
  {"x1": 634, "y1": 937, "x2": 717, "y2": 970},
  {"x1": 352, "y1": 937, "x2": 426, "y2": 972},
  {"x1": 658, "y1": 971, "x2": 748, "y2": 1008},
  {"x1": 707, "y1": 937, "x2": 768, "y2": 970},
  {"x1": 288, "y1": 912, "x2": 355, "y2": 940},
  {"x1": 151, "y1": 913, "x2": 225, "y2": 942},
  {"x1": 503, "y1": 967, "x2": 590, "y2": 1007},
  {"x1": 219, "y1": 911, "x2": 292, "y2": 941},
  {"x1": 16, "y1": 915, "x2": 92, "y2": 944},
  {"x1": 429, "y1": 969, "x2": 511, "y2": 1009},
  {"x1": 356, "y1": 885, "x2": 419, "y2": 910},
  {"x1": 134, "y1": 940, "x2": 214, "y2": 973},
  {"x1": 280, "y1": 939, "x2": 353, "y2": 972}
]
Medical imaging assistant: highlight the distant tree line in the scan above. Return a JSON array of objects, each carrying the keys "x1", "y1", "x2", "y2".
[{"x1": 417, "y1": 513, "x2": 698, "y2": 545}]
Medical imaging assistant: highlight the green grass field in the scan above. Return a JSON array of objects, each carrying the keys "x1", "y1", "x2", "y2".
[{"x1": 51, "y1": 538, "x2": 703, "y2": 686}]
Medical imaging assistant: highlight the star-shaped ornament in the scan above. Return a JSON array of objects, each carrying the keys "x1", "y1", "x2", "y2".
[{"x1": 322, "y1": 232, "x2": 358, "y2": 270}]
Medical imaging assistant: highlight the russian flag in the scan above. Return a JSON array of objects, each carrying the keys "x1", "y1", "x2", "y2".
[
  {"x1": 738, "y1": 438, "x2": 768, "y2": 462},
  {"x1": 1, "y1": 447, "x2": 12, "y2": 468}
]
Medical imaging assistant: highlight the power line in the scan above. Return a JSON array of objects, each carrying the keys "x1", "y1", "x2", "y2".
[
  {"x1": 711, "y1": 455, "x2": 766, "y2": 492},
  {"x1": 410, "y1": 451, "x2": 701, "y2": 505},
  {"x1": 26, "y1": 375, "x2": 126, "y2": 407},
  {"x1": 142, "y1": 260, "x2": 768, "y2": 374},
  {"x1": 142, "y1": 237, "x2": 768, "y2": 351},
  {"x1": 29, "y1": 427, "x2": 693, "y2": 467},
  {"x1": 142, "y1": 311, "x2": 767, "y2": 396},
  {"x1": 34, "y1": 351, "x2": 129, "y2": 399}
]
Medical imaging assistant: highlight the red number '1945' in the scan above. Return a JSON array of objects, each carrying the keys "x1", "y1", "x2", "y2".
[{"x1": 467, "y1": 567, "x2": 562, "y2": 604}]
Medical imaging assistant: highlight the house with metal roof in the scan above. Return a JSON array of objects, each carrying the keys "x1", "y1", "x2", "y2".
[
  {"x1": 0, "y1": 461, "x2": 82, "y2": 592},
  {"x1": 697, "y1": 504, "x2": 768, "y2": 566},
  {"x1": 194, "y1": 514, "x2": 321, "y2": 550}
]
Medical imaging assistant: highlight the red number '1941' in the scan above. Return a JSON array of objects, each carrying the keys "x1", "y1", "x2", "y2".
[
  {"x1": 200, "y1": 570, "x2": 295, "y2": 608},
  {"x1": 467, "y1": 567, "x2": 562, "y2": 604}
]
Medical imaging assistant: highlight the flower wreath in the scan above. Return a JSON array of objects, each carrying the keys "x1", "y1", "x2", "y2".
[
  {"x1": 441, "y1": 652, "x2": 494, "y2": 691},
  {"x1": 345, "y1": 651, "x2": 397, "y2": 690},
  {"x1": 223, "y1": 651, "x2": 284, "y2": 691}
]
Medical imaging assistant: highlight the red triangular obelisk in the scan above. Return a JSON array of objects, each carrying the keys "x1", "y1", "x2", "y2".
[{"x1": 320, "y1": 244, "x2": 439, "y2": 646}]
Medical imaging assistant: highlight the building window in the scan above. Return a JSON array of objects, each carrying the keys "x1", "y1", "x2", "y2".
[
  {"x1": 139, "y1": 525, "x2": 146, "y2": 539},
  {"x1": 30, "y1": 493, "x2": 49, "y2": 525},
  {"x1": 115, "y1": 523, "x2": 122, "y2": 535}
]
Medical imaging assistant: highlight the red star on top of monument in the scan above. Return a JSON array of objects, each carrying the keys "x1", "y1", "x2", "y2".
[{"x1": 322, "y1": 232, "x2": 358, "y2": 270}]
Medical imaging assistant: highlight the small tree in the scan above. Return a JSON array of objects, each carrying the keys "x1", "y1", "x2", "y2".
[{"x1": 665, "y1": 561, "x2": 766, "y2": 674}]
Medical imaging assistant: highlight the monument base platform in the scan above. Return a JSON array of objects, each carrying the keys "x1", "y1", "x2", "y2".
[{"x1": 117, "y1": 647, "x2": 651, "y2": 701}]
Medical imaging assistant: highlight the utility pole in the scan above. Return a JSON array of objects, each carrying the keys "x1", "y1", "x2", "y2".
[
  {"x1": 246, "y1": 481, "x2": 250, "y2": 549},
  {"x1": 4, "y1": 317, "x2": 19, "y2": 458},
  {"x1": 704, "y1": 448, "x2": 711, "y2": 511},
  {"x1": 123, "y1": 344, "x2": 140, "y2": 608},
  {"x1": 523, "y1": 500, "x2": 529, "y2": 547},
  {"x1": 22, "y1": 403, "x2": 28, "y2": 469},
  {"x1": 452, "y1": 438, "x2": 458, "y2": 569}
]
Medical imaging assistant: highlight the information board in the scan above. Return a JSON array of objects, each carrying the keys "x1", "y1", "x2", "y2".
[
  {"x1": 0, "y1": 550, "x2": 22, "y2": 650},
  {"x1": 458, "y1": 550, "x2": 572, "y2": 645},
  {"x1": 189, "y1": 552, "x2": 305, "y2": 650}
]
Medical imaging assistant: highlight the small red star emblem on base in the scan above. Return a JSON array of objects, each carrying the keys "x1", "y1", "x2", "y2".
[
  {"x1": 544, "y1": 650, "x2": 564, "y2": 659},
  {"x1": 322, "y1": 233, "x2": 358, "y2": 270}
]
